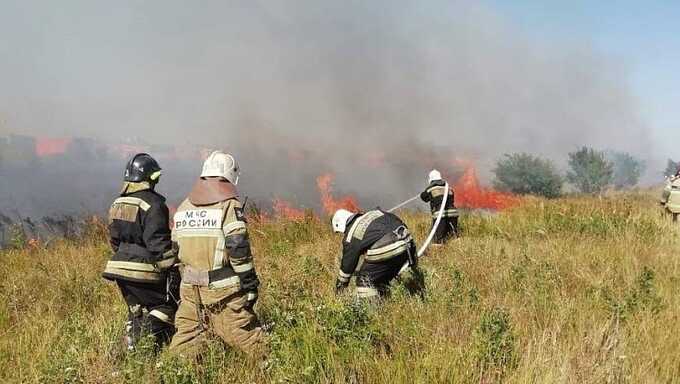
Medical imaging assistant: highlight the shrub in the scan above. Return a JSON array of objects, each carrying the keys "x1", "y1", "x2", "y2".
[
  {"x1": 608, "y1": 151, "x2": 645, "y2": 189},
  {"x1": 492, "y1": 153, "x2": 563, "y2": 198},
  {"x1": 567, "y1": 147, "x2": 614, "y2": 194}
]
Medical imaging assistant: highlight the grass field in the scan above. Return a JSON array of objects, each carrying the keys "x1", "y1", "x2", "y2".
[{"x1": 1, "y1": 191, "x2": 679, "y2": 383}]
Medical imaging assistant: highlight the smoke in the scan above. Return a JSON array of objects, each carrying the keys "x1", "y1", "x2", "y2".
[{"x1": 0, "y1": 0, "x2": 652, "y2": 217}]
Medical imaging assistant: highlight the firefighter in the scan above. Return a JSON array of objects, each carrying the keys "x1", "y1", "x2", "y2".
[
  {"x1": 332, "y1": 208, "x2": 417, "y2": 299},
  {"x1": 661, "y1": 166, "x2": 680, "y2": 221},
  {"x1": 103, "y1": 153, "x2": 179, "y2": 350},
  {"x1": 420, "y1": 169, "x2": 459, "y2": 244},
  {"x1": 169, "y1": 151, "x2": 265, "y2": 358}
]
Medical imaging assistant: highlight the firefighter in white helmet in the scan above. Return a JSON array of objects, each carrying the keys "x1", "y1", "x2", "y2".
[
  {"x1": 420, "y1": 169, "x2": 459, "y2": 244},
  {"x1": 169, "y1": 151, "x2": 265, "y2": 358},
  {"x1": 331, "y1": 208, "x2": 417, "y2": 299}
]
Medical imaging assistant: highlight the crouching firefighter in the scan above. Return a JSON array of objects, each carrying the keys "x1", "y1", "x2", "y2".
[
  {"x1": 331, "y1": 208, "x2": 417, "y2": 300},
  {"x1": 102, "y1": 153, "x2": 179, "y2": 351},
  {"x1": 169, "y1": 151, "x2": 265, "y2": 358},
  {"x1": 420, "y1": 169, "x2": 459, "y2": 244}
]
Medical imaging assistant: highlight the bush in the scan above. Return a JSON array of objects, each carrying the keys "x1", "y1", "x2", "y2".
[
  {"x1": 492, "y1": 153, "x2": 563, "y2": 198},
  {"x1": 566, "y1": 147, "x2": 614, "y2": 194},
  {"x1": 608, "y1": 151, "x2": 645, "y2": 189}
]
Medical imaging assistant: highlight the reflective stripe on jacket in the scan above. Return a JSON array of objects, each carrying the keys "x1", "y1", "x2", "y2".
[
  {"x1": 103, "y1": 188, "x2": 175, "y2": 283},
  {"x1": 420, "y1": 180, "x2": 458, "y2": 217},
  {"x1": 337, "y1": 209, "x2": 415, "y2": 283},
  {"x1": 172, "y1": 197, "x2": 258, "y2": 305}
]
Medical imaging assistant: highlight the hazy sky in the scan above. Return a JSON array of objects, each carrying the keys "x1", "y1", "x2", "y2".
[
  {"x1": 0, "y1": 0, "x2": 676, "y2": 164},
  {"x1": 487, "y1": 0, "x2": 680, "y2": 156}
]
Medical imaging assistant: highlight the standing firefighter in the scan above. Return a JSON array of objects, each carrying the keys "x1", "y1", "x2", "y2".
[
  {"x1": 661, "y1": 166, "x2": 680, "y2": 221},
  {"x1": 169, "y1": 151, "x2": 265, "y2": 358},
  {"x1": 420, "y1": 169, "x2": 459, "y2": 244},
  {"x1": 332, "y1": 208, "x2": 417, "y2": 299},
  {"x1": 103, "y1": 153, "x2": 179, "y2": 350}
]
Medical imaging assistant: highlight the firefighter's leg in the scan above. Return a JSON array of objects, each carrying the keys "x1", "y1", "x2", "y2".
[
  {"x1": 210, "y1": 293, "x2": 266, "y2": 357},
  {"x1": 147, "y1": 304, "x2": 176, "y2": 348},
  {"x1": 169, "y1": 297, "x2": 209, "y2": 359},
  {"x1": 440, "y1": 217, "x2": 455, "y2": 243},
  {"x1": 356, "y1": 254, "x2": 409, "y2": 299},
  {"x1": 119, "y1": 280, "x2": 176, "y2": 350},
  {"x1": 451, "y1": 216, "x2": 459, "y2": 238},
  {"x1": 432, "y1": 218, "x2": 447, "y2": 244},
  {"x1": 117, "y1": 281, "x2": 144, "y2": 349}
]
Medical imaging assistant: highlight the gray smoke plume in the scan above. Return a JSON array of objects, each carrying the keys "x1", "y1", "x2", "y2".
[{"x1": 0, "y1": 0, "x2": 652, "y2": 219}]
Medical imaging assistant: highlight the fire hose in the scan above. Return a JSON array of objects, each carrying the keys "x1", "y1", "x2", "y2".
[
  {"x1": 397, "y1": 182, "x2": 449, "y2": 275},
  {"x1": 387, "y1": 195, "x2": 420, "y2": 213}
]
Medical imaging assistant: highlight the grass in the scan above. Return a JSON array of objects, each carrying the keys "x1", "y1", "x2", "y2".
[{"x1": 1, "y1": 191, "x2": 679, "y2": 383}]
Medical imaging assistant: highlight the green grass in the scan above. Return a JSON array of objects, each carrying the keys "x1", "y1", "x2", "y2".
[{"x1": 1, "y1": 192, "x2": 679, "y2": 383}]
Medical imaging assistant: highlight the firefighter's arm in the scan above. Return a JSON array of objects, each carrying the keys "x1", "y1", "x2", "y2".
[
  {"x1": 336, "y1": 238, "x2": 364, "y2": 292},
  {"x1": 420, "y1": 189, "x2": 431, "y2": 202},
  {"x1": 108, "y1": 223, "x2": 121, "y2": 252},
  {"x1": 107, "y1": 204, "x2": 121, "y2": 252},
  {"x1": 142, "y1": 202, "x2": 176, "y2": 270},
  {"x1": 224, "y1": 200, "x2": 259, "y2": 304}
]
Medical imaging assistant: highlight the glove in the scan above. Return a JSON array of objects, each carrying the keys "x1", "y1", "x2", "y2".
[
  {"x1": 335, "y1": 279, "x2": 349, "y2": 294},
  {"x1": 245, "y1": 290, "x2": 258, "y2": 310},
  {"x1": 238, "y1": 270, "x2": 260, "y2": 292}
]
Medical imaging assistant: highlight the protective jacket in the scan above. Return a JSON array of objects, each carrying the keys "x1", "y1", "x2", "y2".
[
  {"x1": 103, "y1": 186, "x2": 176, "y2": 283},
  {"x1": 169, "y1": 178, "x2": 264, "y2": 357},
  {"x1": 420, "y1": 180, "x2": 458, "y2": 218},
  {"x1": 172, "y1": 178, "x2": 259, "y2": 305},
  {"x1": 337, "y1": 209, "x2": 416, "y2": 292},
  {"x1": 661, "y1": 176, "x2": 680, "y2": 213}
]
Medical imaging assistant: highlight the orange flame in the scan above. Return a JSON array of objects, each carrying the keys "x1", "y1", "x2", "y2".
[
  {"x1": 272, "y1": 198, "x2": 307, "y2": 221},
  {"x1": 35, "y1": 137, "x2": 72, "y2": 157},
  {"x1": 454, "y1": 166, "x2": 519, "y2": 210},
  {"x1": 316, "y1": 173, "x2": 360, "y2": 215}
]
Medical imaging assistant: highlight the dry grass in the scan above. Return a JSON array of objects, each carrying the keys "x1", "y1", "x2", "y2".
[{"x1": 1, "y1": 192, "x2": 679, "y2": 383}]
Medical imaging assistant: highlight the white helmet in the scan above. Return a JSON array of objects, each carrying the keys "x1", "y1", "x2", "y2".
[
  {"x1": 428, "y1": 169, "x2": 442, "y2": 183},
  {"x1": 331, "y1": 209, "x2": 354, "y2": 233},
  {"x1": 200, "y1": 151, "x2": 240, "y2": 185}
]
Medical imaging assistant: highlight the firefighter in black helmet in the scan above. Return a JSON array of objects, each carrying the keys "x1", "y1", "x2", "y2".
[{"x1": 103, "y1": 153, "x2": 179, "y2": 350}]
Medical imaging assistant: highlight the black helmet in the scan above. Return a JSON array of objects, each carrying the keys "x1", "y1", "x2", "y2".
[{"x1": 124, "y1": 153, "x2": 162, "y2": 182}]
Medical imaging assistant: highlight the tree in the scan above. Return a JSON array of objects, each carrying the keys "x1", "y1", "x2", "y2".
[
  {"x1": 608, "y1": 151, "x2": 645, "y2": 189},
  {"x1": 492, "y1": 153, "x2": 563, "y2": 198},
  {"x1": 566, "y1": 147, "x2": 614, "y2": 194},
  {"x1": 664, "y1": 159, "x2": 679, "y2": 177}
]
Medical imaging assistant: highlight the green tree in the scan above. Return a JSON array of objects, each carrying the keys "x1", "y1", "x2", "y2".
[
  {"x1": 567, "y1": 147, "x2": 614, "y2": 194},
  {"x1": 492, "y1": 153, "x2": 563, "y2": 198},
  {"x1": 608, "y1": 151, "x2": 645, "y2": 189},
  {"x1": 664, "y1": 159, "x2": 679, "y2": 177}
]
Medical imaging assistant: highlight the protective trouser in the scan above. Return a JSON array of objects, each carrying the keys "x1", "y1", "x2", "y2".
[
  {"x1": 355, "y1": 251, "x2": 409, "y2": 299},
  {"x1": 432, "y1": 216, "x2": 458, "y2": 244},
  {"x1": 117, "y1": 280, "x2": 177, "y2": 350},
  {"x1": 169, "y1": 289, "x2": 265, "y2": 358}
]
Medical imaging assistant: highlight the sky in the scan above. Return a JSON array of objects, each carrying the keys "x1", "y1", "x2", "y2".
[
  {"x1": 486, "y1": 0, "x2": 680, "y2": 157},
  {"x1": 0, "y1": 0, "x2": 677, "y2": 168}
]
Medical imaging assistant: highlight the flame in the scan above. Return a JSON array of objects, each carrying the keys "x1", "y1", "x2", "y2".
[
  {"x1": 35, "y1": 137, "x2": 72, "y2": 157},
  {"x1": 454, "y1": 166, "x2": 519, "y2": 210},
  {"x1": 272, "y1": 198, "x2": 307, "y2": 221},
  {"x1": 316, "y1": 173, "x2": 360, "y2": 215}
]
